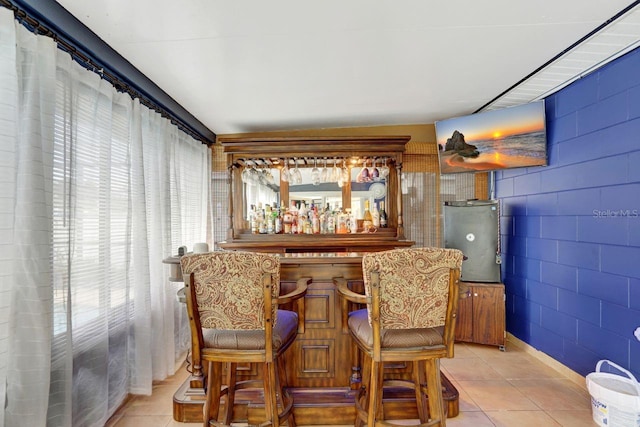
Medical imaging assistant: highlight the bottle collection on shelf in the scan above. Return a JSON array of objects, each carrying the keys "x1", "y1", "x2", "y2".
[{"x1": 249, "y1": 200, "x2": 388, "y2": 235}]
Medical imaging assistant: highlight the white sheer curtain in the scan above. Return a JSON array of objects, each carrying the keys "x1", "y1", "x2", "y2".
[{"x1": 0, "y1": 8, "x2": 211, "y2": 427}]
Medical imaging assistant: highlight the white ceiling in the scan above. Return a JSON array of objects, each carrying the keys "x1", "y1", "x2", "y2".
[{"x1": 54, "y1": 0, "x2": 640, "y2": 136}]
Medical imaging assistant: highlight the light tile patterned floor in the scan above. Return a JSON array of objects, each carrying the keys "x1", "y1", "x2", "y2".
[{"x1": 106, "y1": 339, "x2": 596, "y2": 426}]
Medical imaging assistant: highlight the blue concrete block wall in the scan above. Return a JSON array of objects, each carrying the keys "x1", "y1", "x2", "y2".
[{"x1": 495, "y1": 47, "x2": 640, "y2": 379}]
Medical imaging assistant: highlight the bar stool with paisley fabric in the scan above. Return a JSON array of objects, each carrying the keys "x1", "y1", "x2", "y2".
[
  {"x1": 335, "y1": 247, "x2": 463, "y2": 427},
  {"x1": 180, "y1": 251, "x2": 309, "y2": 427}
]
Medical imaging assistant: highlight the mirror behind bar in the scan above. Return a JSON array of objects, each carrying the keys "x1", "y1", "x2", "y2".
[{"x1": 219, "y1": 135, "x2": 412, "y2": 251}]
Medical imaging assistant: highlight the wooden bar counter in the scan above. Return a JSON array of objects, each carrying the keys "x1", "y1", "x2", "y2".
[
  {"x1": 171, "y1": 134, "x2": 460, "y2": 423},
  {"x1": 169, "y1": 252, "x2": 460, "y2": 424}
]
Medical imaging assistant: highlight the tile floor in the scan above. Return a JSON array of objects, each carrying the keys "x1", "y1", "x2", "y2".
[{"x1": 106, "y1": 338, "x2": 596, "y2": 427}]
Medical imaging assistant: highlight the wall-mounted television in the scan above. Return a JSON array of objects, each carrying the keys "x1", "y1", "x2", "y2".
[{"x1": 435, "y1": 100, "x2": 547, "y2": 174}]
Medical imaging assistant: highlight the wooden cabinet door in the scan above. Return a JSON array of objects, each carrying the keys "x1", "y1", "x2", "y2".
[
  {"x1": 471, "y1": 284, "x2": 505, "y2": 347},
  {"x1": 454, "y1": 284, "x2": 473, "y2": 342},
  {"x1": 455, "y1": 282, "x2": 505, "y2": 348}
]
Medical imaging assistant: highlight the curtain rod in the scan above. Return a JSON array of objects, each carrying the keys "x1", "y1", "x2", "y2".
[{"x1": 1, "y1": 0, "x2": 216, "y2": 146}]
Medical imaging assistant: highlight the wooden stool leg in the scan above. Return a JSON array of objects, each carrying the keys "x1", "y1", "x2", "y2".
[
  {"x1": 413, "y1": 360, "x2": 428, "y2": 422},
  {"x1": 264, "y1": 362, "x2": 279, "y2": 427},
  {"x1": 375, "y1": 362, "x2": 384, "y2": 420},
  {"x1": 277, "y1": 356, "x2": 296, "y2": 427},
  {"x1": 223, "y1": 362, "x2": 237, "y2": 425},
  {"x1": 355, "y1": 354, "x2": 371, "y2": 427},
  {"x1": 367, "y1": 361, "x2": 382, "y2": 427},
  {"x1": 204, "y1": 361, "x2": 222, "y2": 427},
  {"x1": 425, "y1": 358, "x2": 445, "y2": 427}
]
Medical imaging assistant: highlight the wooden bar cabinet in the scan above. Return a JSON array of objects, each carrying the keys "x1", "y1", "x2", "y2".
[{"x1": 169, "y1": 135, "x2": 462, "y2": 424}]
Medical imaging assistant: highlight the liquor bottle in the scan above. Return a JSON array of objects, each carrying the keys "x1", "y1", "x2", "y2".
[
  {"x1": 257, "y1": 203, "x2": 267, "y2": 234},
  {"x1": 319, "y1": 207, "x2": 326, "y2": 234},
  {"x1": 349, "y1": 208, "x2": 358, "y2": 234},
  {"x1": 371, "y1": 201, "x2": 380, "y2": 228},
  {"x1": 283, "y1": 207, "x2": 292, "y2": 234},
  {"x1": 274, "y1": 206, "x2": 283, "y2": 234},
  {"x1": 250, "y1": 204, "x2": 258, "y2": 234},
  {"x1": 290, "y1": 201, "x2": 299, "y2": 234},
  {"x1": 337, "y1": 210, "x2": 348, "y2": 234},
  {"x1": 265, "y1": 205, "x2": 274, "y2": 234},
  {"x1": 312, "y1": 209, "x2": 320, "y2": 234},
  {"x1": 379, "y1": 201, "x2": 388, "y2": 228},
  {"x1": 362, "y1": 200, "x2": 373, "y2": 231},
  {"x1": 327, "y1": 209, "x2": 336, "y2": 234}
]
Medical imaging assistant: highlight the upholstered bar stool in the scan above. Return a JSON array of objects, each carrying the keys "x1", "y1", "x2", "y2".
[
  {"x1": 180, "y1": 251, "x2": 309, "y2": 427},
  {"x1": 335, "y1": 247, "x2": 463, "y2": 427}
]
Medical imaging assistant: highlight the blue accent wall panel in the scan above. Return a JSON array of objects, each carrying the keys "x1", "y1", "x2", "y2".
[
  {"x1": 515, "y1": 215, "x2": 541, "y2": 237},
  {"x1": 541, "y1": 216, "x2": 577, "y2": 240},
  {"x1": 514, "y1": 173, "x2": 541, "y2": 195},
  {"x1": 563, "y1": 340, "x2": 603, "y2": 377},
  {"x1": 558, "y1": 289, "x2": 600, "y2": 325},
  {"x1": 541, "y1": 306, "x2": 577, "y2": 341},
  {"x1": 557, "y1": 241, "x2": 600, "y2": 270},
  {"x1": 540, "y1": 261, "x2": 577, "y2": 291},
  {"x1": 526, "y1": 280, "x2": 558, "y2": 309},
  {"x1": 514, "y1": 255, "x2": 541, "y2": 281},
  {"x1": 632, "y1": 278, "x2": 640, "y2": 311},
  {"x1": 602, "y1": 245, "x2": 640, "y2": 279},
  {"x1": 597, "y1": 51, "x2": 640, "y2": 98},
  {"x1": 576, "y1": 91, "x2": 629, "y2": 136},
  {"x1": 556, "y1": 188, "x2": 601, "y2": 216},
  {"x1": 527, "y1": 237, "x2": 557, "y2": 263},
  {"x1": 577, "y1": 270, "x2": 629, "y2": 307},
  {"x1": 578, "y1": 320, "x2": 629, "y2": 364},
  {"x1": 600, "y1": 183, "x2": 640, "y2": 208},
  {"x1": 556, "y1": 74, "x2": 598, "y2": 117},
  {"x1": 602, "y1": 302, "x2": 640, "y2": 337},
  {"x1": 505, "y1": 275, "x2": 527, "y2": 298},
  {"x1": 578, "y1": 216, "x2": 629, "y2": 246},
  {"x1": 526, "y1": 193, "x2": 558, "y2": 215},
  {"x1": 496, "y1": 47, "x2": 640, "y2": 379},
  {"x1": 557, "y1": 120, "x2": 640, "y2": 166},
  {"x1": 530, "y1": 323, "x2": 565, "y2": 360},
  {"x1": 631, "y1": 151, "x2": 640, "y2": 182},
  {"x1": 548, "y1": 112, "x2": 577, "y2": 143},
  {"x1": 630, "y1": 86, "x2": 640, "y2": 119}
]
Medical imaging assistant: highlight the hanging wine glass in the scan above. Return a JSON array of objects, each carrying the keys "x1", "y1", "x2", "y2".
[
  {"x1": 311, "y1": 158, "x2": 321, "y2": 185},
  {"x1": 320, "y1": 158, "x2": 330, "y2": 183},
  {"x1": 242, "y1": 160, "x2": 258, "y2": 184},
  {"x1": 256, "y1": 164, "x2": 267, "y2": 186},
  {"x1": 379, "y1": 157, "x2": 390, "y2": 179},
  {"x1": 341, "y1": 159, "x2": 349, "y2": 185},
  {"x1": 241, "y1": 162, "x2": 252, "y2": 183},
  {"x1": 331, "y1": 157, "x2": 340, "y2": 182},
  {"x1": 292, "y1": 158, "x2": 302, "y2": 184},
  {"x1": 263, "y1": 165, "x2": 275, "y2": 185},
  {"x1": 337, "y1": 159, "x2": 345, "y2": 187},
  {"x1": 281, "y1": 158, "x2": 290, "y2": 182}
]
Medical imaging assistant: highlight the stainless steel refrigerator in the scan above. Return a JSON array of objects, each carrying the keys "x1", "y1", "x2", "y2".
[{"x1": 444, "y1": 200, "x2": 501, "y2": 283}]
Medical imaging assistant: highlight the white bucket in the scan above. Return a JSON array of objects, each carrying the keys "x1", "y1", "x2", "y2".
[{"x1": 586, "y1": 360, "x2": 640, "y2": 427}]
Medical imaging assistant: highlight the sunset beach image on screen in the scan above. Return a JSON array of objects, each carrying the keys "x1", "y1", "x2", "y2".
[{"x1": 435, "y1": 100, "x2": 547, "y2": 174}]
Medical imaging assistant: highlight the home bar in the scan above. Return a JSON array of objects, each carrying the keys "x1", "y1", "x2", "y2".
[{"x1": 168, "y1": 135, "x2": 469, "y2": 424}]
